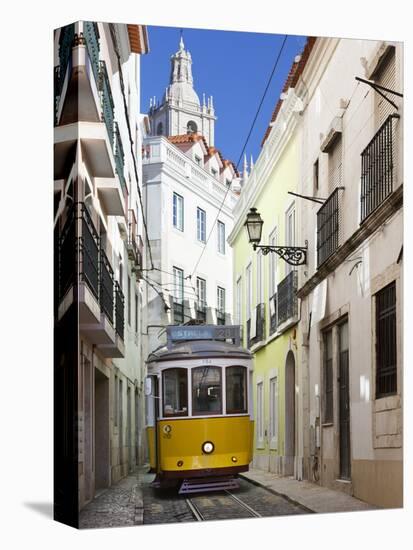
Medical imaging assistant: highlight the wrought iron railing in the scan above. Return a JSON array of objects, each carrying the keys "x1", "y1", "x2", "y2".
[
  {"x1": 58, "y1": 204, "x2": 76, "y2": 300},
  {"x1": 83, "y1": 21, "x2": 100, "y2": 84},
  {"x1": 269, "y1": 293, "x2": 277, "y2": 335},
  {"x1": 115, "y1": 282, "x2": 125, "y2": 340},
  {"x1": 100, "y1": 248, "x2": 114, "y2": 323},
  {"x1": 79, "y1": 204, "x2": 100, "y2": 299},
  {"x1": 173, "y1": 302, "x2": 184, "y2": 324},
  {"x1": 360, "y1": 114, "x2": 399, "y2": 223},
  {"x1": 249, "y1": 303, "x2": 265, "y2": 346},
  {"x1": 216, "y1": 309, "x2": 226, "y2": 325},
  {"x1": 196, "y1": 304, "x2": 207, "y2": 323},
  {"x1": 114, "y1": 121, "x2": 127, "y2": 195},
  {"x1": 246, "y1": 318, "x2": 251, "y2": 348},
  {"x1": 99, "y1": 60, "x2": 115, "y2": 146},
  {"x1": 277, "y1": 271, "x2": 298, "y2": 327},
  {"x1": 317, "y1": 187, "x2": 341, "y2": 267},
  {"x1": 54, "y1": 23, "x2": 75, "y2": 123}
]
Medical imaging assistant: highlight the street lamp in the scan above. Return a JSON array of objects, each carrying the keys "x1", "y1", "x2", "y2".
[{"x1": 244, "y1": 207, "x2": 308, "y2": 266}]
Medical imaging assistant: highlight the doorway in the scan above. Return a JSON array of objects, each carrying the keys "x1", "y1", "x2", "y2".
[
  {"x1": 338, "y1": 321, "x2": 351, "y2": 480},
  {"x1": 94, "y1": 369, "x2": 110, "y2": 490},
  {"x1": 285, "y1": 350, "x2": 296, "y2": 475}
]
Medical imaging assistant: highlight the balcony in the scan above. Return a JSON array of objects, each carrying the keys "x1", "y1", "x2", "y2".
[
  {"x1": 99, "y1": 61, "x2": 115, "y2": 147},
  {"x1": 126, "y1": 210, "x2": 143, "y2": 273},
  {"x1": 54, "y1": 23, "x2": 75, "y2": 124},
  {"x1": 248, "y1": 303, "x2": 265, "y2": 347},
  {"x1": 269, "y1": 293, "x2": 277, "y2": 335},
  {"x1": 277, "y1": 271, "x2": 298, "y2": 329},
  {"x1": 317, "y1": 187, "x2": 341, "y2": 268},
  {"x1": 173, "y1": 302, "x2": 184, "y2": 324},
  {"x1": 114, "y1": 121, "x2": 127, "y2": 196},
  {"x1": 216, "y1": 309, "x2": 226, "y2": 325},
  {"x1": 360, "y1": 114, "x2": 399, "y2": 223},
  {"x1": 196, "y1": 304, "x2": 207, "y2": 323},
  {"x1": 56, "y1": 202, "x2": 125, "y2": 357}
]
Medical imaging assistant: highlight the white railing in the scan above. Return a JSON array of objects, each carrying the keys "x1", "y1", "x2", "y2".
[{"x1": 143, "y1": 137, "x2": 240, "y2": 210}]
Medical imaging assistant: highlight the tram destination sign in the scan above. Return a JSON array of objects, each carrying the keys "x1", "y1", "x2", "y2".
[{"x1": 167, "y1": 325, "x2": 241, "y2": 348}]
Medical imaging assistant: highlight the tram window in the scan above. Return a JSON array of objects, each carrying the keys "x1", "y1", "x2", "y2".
[
  {"x1": 162, "y1": 368, "x2": 188, "y2": 417},
  {"x1": 192, "y1": 367, "x2": 222, "y2": 415},
  {"x1": 226, "y1": 366, "x2": 247, "y2": 414}
]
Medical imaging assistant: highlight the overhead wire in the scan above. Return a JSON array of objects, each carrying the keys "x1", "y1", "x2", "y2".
[{"x1": 189, "y1": 34, "x2": 289, "y2": 280}]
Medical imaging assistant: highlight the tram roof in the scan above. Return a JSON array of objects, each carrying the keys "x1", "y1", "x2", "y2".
[{"x1": 147, "y1": 339, "x2": 252, "y2": 363}]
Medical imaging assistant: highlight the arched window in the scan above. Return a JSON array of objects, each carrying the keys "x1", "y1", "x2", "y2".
[
  {"x1": 156, "y1": 122, "x2": 163, "y2": 136},
  {"x1": 187, "y1": 120, "x2": 197, "y2": 134}
]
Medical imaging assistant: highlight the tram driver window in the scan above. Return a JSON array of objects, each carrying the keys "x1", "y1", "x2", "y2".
[
  {"x1": 226, "y1": 366, "x2": 247, "y2": 414},
  {"x1": 162, "y1": 368, "x2": 188, "y2": 417},
  {"x1": 192, "y1": 367, "x2": 222, "y2": 415}
]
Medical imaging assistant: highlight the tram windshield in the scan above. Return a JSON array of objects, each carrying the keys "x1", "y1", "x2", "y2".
[
  {"x1": 162, "y1": 368, "x2": 188, "y2": 417},
  {"x1": 192, "y1": 366, "x2": 222, "y2": 415},
  {"x1": 226, "y1": 366, "x2": 247, "y2": 413}
]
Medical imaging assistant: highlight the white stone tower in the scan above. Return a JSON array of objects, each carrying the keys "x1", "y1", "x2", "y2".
[{"x1": 148, "y1": 33, "x2": 217, "y2": 146}]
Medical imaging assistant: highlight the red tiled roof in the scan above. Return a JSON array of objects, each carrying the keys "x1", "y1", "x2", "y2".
[
  {"x1": 168, "y1": 134, "x2": 240, "y2": 178},
  {"x1": 127, "y1": 25, "x2": 149, "y2": 55},
  {"x1": 168, "y1": 133, "x2": 209, "y2": 149},
  {"x1": 261, "y1": 37, "x2": 317, "y2": 147}
]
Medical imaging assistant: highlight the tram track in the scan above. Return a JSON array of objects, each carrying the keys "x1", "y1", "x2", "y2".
[{"x1": 185, "y1": 489, "x2": 262, "y2": 522}]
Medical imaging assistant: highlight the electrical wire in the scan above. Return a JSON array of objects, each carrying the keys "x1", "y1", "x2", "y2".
[
  {"x1": 108, "y1": 23, "x2": 154, "y2": 270},
  {"x1": 189, "y1": 34, "x2": 289, "y2": 279}
]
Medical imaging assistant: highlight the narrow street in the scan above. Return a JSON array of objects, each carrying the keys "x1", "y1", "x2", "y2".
[{"x1": 79, "y1": 466, "x2": 376, "y2": 529}]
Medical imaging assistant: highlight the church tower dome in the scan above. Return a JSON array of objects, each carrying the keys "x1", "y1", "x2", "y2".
[{"x1": 148, "y1": 33, "x2": 217, "y2": 146}]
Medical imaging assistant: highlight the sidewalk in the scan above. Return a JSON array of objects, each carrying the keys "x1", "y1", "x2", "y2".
[
  {"x1": 240, "y1": 468, "x2": 378, "y2": 514},
  {"x1": 79, "y1": 466, "x2": 150, "y2": 529}
]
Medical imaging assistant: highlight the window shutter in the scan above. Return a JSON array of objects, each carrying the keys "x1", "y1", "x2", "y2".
[{"x1": 375, "y1": 47, "x2": 396, "y2": 127}]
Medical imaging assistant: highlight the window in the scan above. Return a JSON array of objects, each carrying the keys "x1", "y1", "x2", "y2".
[
  {"x1": 328, "y1": 135, "x2": 342, "y2": 194},
  {"x1": 313, "y1": 158, "x2": 319, "y2": 193},
  {"x1": 269, "y1": 376, "x2": 278, "y2": 448},
  {"x1": 187, "y1": 120, "x2": 198, "y2": 134},
  {"x1": 374, "y1": 46, "x2": 396, "y2": 128},
  {"x1": 211, "y1": 167, "x2": 218, "y2": 177},
  {"x1": 194, "y1": 154, "x2": 202, "y2": 165},
  {"x1": 226, "y1": 366, "x2": 247, "y2": 413},
  {"x1": 173, "y1": 192, "x2": 184, "y2": 231},
  {"x1": 285, "y1": 205, "x2": 295, "y2": 275},
  {"x1": 226, "y1": 179, "x2": 231, "y2": 188},
  {"x1": 162, "y1": 368, "x2": 188, "y2": 417},
  {"x1": 197, "y1": 207, "x2": 206, "y2": 242},
  {"x1": 323, "y1": 329, "x2": 333, "y2": 423},
  {"x1": 217, "y1": 286, "x2": 225, "y2": 325},
  {"x1": 217, "y1": 220, "x2": 225, "y2": 254},
  {"x1": 156, "y1": 122, "x2": 163, "y2": 136},
  {"x1": 192, "y1": 367, "x2": 222, "y2": 415},
  {"x1": 173, "y1": 267, "x2": 184, "y2": 323},
  {"x1": 196, "y1": 277, "x2": 206, "y2": 322},
  {"x1": 256, "y1": 382, "x2": 264, "y2": 446},
  {"x1": 375, "y1": 282, "x2": 397, "y2": 397},
  {"x1": 127, "y1": 275, "x2": 131, "y2": 326},
  {"x1": 269, "y1": 228, "x2": 277, "y2": 297},
  {"x1": 257, "y1": 250, "x2": 263, "y2": 305},
  {"x1": 236, "y1": 277, "x2": 242, "y2": 326},
  {"x1": 246, "y1": 264, "x2": 252, "y2": 320}
]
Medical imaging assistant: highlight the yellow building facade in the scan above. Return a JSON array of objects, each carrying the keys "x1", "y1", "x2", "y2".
[{"x1": 229, "y1": 83, "x2": 306, "y2": 477}]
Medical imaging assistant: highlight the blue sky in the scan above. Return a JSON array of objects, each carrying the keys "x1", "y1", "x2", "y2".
[{"x1": 141, "y1": 26, "x2": 307, "y2": 169}]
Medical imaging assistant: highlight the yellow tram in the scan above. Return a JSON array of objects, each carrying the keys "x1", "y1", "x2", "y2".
[{"x1": 145, "y1": 325, "x2": 254, "y2": 493}]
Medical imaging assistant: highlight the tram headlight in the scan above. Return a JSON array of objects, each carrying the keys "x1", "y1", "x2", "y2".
[{"x1": 202, "y1": 441, "x2": 214, "y2": 454}]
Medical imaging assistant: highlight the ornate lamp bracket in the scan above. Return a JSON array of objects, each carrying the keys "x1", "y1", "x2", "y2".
[{"x1": 253, "y1": 241, "x2": 308, "y2": 266}]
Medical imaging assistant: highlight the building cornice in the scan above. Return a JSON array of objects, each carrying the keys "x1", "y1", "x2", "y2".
[
  {"x1": 143, "y1": 136, "x2": 238, "y2": 215},
  {"x1": 227, "y1": 87, "x2": 302, "y2": 245}
]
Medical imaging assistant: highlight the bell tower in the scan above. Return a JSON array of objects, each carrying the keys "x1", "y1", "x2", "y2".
[{"x1": 148, "y1": 33, "x2": 217, "y2": 146}]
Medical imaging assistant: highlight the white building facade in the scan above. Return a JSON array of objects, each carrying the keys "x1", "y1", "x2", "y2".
[
  {"x1": 54, "y1": 21, "x2": 149, "y2": 514},
  {"x1": 142, "y1": 37, "x2": 240, "y2": 357},
  {"x1": 296, "y1": 38, "x2": 403, "y2": 507}
]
